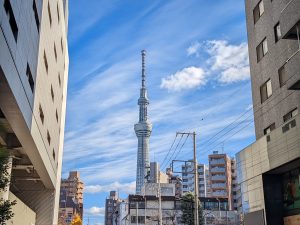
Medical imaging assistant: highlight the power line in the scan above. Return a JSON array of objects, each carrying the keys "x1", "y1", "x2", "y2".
[
  {"x1": 160, "y1": 134, "x2": 178, "y2": 169},
  {"x1": 173, "y1": 134, "x2": 190, "y2": 162},
  {"x1": 162, "y1": 134, "x2": 184, "y2": 170}
]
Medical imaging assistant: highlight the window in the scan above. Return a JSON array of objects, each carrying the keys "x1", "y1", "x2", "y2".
[
  {"x1": 61, "y1": 38, "x2": 64, "y2": 53},
  {"x1": 54, "y1": 43, "x2": 57, "y2": 61},
  {"x1": 253, "y1": 0, "x2": 264, "y2": 24},
  {"x1": 51, "y1": 85, "x2": 54, "y2": 101},
  {"x1": 257, "y1": 38, "x2": 268, "y2": 62},
  {"x1": 39, "y1": 104, "x2": 44, "y2": 124},
  {"x1": 58, "y1": 73, "x2": 61, "y2": 86},
  {"x1": 57, "y1": 2, "x2": 60, "y2": 23},
  {"x1": 52, "y1": 149, "x2": 55, "y2": 160},
  {"x1": 33, "y1": 0, "x2": 39, "y2": 32},
  {"x1": 48, "y1": 1, "x2": 52, "y2": 26},
  {"x1": 4, "y1": 0, "x2": 18, "y2": 41},
  {"x1": 264, "y1": 123, "x2": 275, "y2": 135},
  {"x1": 26, "y1": 64, "x2": 34, "y2": 92},
  {"x1": 56, "y1": 110, "x2": 58, "y2": 122},
  {"x1": 283, "y1": 108, "x2": 298, "y2": 123},
  {"x1": 44, "y1": 51, "x2": 48, "y2": 73},
  {"x1": 47, "y1": 130, "x2": 51, "y2": 145},
  {"x1": 278, "y1": 65, "x2": 287, "y2": 87},
  {"x1": 260, "y1": 79, "x2": 272, "y2": 103},
  {"x1": 274, "y1": 22, "x2": 281, "y2": 42}
]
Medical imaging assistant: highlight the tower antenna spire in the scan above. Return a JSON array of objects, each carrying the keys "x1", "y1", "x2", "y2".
[{"x1": 141, "y1": 50, "x2": 146, "y2": 88}]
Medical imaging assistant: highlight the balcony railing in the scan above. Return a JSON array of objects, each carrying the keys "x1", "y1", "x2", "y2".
[
  {"x1": 210, "y1": 159, "x2": 226, "y2": 165},
  {"x1": 211, "y1": 167, "x2": 226, "y2": 173},
  {"x1": 211, "y1": 175, "x2": 226, "y2": 181},
  {"x1": 212, "y1": 183, "x2": 226, "y2": 189}
]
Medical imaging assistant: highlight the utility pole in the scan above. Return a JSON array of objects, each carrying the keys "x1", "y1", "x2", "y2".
[
  {"x1": 177, "y1": 132, "x2": 199, "y2": 225},
  {"x1": 158, "y1": 174, "x2": 163, "y2": 225}
]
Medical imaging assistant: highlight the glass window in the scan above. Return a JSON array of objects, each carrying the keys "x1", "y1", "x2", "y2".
[
  {"x1": 274, "y1": 23, "x2": 282, "y2": 42},
  {"x1": 33, "y1": 0, "x2": 40, "y2": 32},
  {"x1": 260, "y1": 79, "x2": 272, "y2": 103},
  {"x1": 283, "y1": 108, "x2": 298, "y2": 122},
  {"x1": 253, "y1": 0, "x2": 264, "y2": 24},
  {"x1": 279, "y1": 65, "x2": 287, "y2": 87},
  {"x1": 4, "y1": 0, "x2": 18, "y2": 41},
  {"x1": 256, "y1": 38, "x2": 268, "y2": 62}
]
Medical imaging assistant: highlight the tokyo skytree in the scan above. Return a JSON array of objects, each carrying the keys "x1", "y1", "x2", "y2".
[{"x1": 134, "y1": 50, "x2": 152, "y2": 194}]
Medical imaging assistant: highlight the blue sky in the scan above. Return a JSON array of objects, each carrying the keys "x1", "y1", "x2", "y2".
[{"x1": 63, "y1": 0, "x2": 255, "y2": 224}]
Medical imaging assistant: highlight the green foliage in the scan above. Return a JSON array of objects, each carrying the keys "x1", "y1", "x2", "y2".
[
  {"x1": 0, "y1": 199, "x2": 16, "y2": 225},
  {"x1": 180, "y1": 192, "x2": 204, "y2": 225},
  {"x1": 0, "y1": 124, "x2": 17, "y2": 224}
]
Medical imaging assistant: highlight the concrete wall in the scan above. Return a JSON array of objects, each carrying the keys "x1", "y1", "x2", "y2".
[
  {"x1": 245, "y1": 0, "x2": 300, "y2": 139},
  {"x1": 8, "y1": 192, "x2": 36, "y2": 225}
]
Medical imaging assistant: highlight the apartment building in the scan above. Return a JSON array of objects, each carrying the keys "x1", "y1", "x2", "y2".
[
  {"x1": 0, "y1": 0, "x2": 69, "y2": 224},
  {"x1": 209, "y1": 152, "x2": 234, "y2": 210},
  {"x1": 129, "y1": 183, "x2": 184, "y2": 225},
  {"x1": 181, "y1": 161, "x2": 210, "y2": 197},
  {"x1": 236, "y1": 0, "x2": 300, "y2": 224},
  {"x1": 105, "y1": 191, "x2": 120, "y2": 225},
  {"x1": 59, "y1": 171, "x2": 84, "y2": 222}
]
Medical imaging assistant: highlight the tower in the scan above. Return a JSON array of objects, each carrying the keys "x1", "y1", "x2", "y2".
[{"x1": 134, "y1": 50, "x2": 152, "y2": 194}]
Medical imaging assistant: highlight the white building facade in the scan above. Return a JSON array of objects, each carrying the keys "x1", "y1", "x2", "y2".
[{"x1": 0, "y1": 0, "x2": 69, "y2": 224}]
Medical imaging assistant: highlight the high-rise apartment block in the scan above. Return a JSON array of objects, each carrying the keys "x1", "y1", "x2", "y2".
[
  {"x1": 59, "y1": 171, "x2": 84, "y2": 222},
  {"x1": 105, "y1": 191, "x2": 121, "y2": 225},
  {"x1": 181, "y1": 161, "x2": 210, "y2": 197},
  {"x1": 0, "y1": 0, "x2": 69, "y2": 224},
  {"x1": 236, "y1": 0, "x2": 300, "y2": 224}
]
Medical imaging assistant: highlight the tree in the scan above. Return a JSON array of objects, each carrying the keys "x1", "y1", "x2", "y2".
[
  {"x1": 0, "y1": 150, "x2": 16, "y2": 224},
  {"x1": 0, "y1": 124, "x2": 16, "y2": 225},
  {"x1": 70, "y1": 214, "x2": 82, "y2": 225},
  {"x1": 180, "y1": 192, "x2": 204, "y2": 225}
]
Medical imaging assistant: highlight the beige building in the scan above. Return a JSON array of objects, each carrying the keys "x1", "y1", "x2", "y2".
[
  {"x1": 209, "y1": 152, "x2": 240, "y2": 211},
  {"x1": 59, "y1": 171, "x2": 84, "y2": 222},
  {"x1": 0, "y1": 0, "x2": 69, "y2": 224}
]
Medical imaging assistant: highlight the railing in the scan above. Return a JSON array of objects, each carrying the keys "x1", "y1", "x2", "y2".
[
  {"x1": 211, "y1": 175, "x2": 226, "y2": 180},
  {"x1": 210, "y1": 159, "x2": 226, "y2": 165},
  {"x1": 211, "y1": 167, "x2": 225, "y2": 173},
  {"x1": 212, "y1": 183, "x2": 226, "y2": 189}
]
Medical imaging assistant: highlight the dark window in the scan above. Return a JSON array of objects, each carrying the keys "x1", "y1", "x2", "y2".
[
  {"x1": 279, "y1": 65, "x2": 287, "y2": 87},
  {"x1": 283, "y1": 108, "x2": 298, "y2": 123},
  {"x1": 56, "y1": 110, "x2": 58, "y2": 122},
  {"x1": 61, "y1": 38, "x2": 63, "y2": 53},
  {"x1": 274, "y1": 22, "x2": 281, "y2": 42},
  {"x1": 52, "y1": 149, "x2": 55, "y2": 160},
  {"x1": 51, "y1": 85, "x2": 54, "y2": 101},
  {"x1": 264, "y1": 123, "x2": 275, "y2": 135},
  {"x1": 57, "y1": 2, "x2": 60, "y2": 23},
  {"x1": 32, "y1": 0, "x2": 39, "y2": 32},
  {"x1": 260, "y1": 79, "x2": 272, "y2": 103},
  {"x1": 47, "y1": 130, "x2": 51, "y2": 145},
  {"x1": 26, "y1": 64, "x2": 34, "y2": 92},
  {"x1": 44, "y1": 51, "x2": 48, "y2": 73},
  {"x1": 253, "y1": 0, "x2": 264, "y2": 24},
  {"x1": 48, "y1": 1, "x2": 52, "y2": 26},
  {"x1": 58, "y1": 73, "x2": 61, "y2": 86},
  {"x1": 4, "y1": 0, "x2": 18, "y2": 41},
  {"x1": 257, "y1": 38, "x2": 268, "y2": 62},
  {"x1": 39, "y1": 104, "x2": 44, "y2": 124},
  {"x1": 54, "y1": 43, "x2": 57, "y2": 61}
]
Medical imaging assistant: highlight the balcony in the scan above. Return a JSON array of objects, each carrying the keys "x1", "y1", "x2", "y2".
[
  {"x1": 211, "y1": 167, "x2": 226, "y2": 173},
  {"x1": 211, "y1": 175, "x2": 226, "y2": 181},
  {"x1": 212, "y1": 191, "x2": 228, "y2": 197},
  {"x1": 210, "y1": 159, "x2": 226, "y2": 165},
  {"x1": 211, "y1": 183, "x2": 227, "y2": 189},
  {"x1": 280, "y1": 0, "x2": 300, "y2": 39}
]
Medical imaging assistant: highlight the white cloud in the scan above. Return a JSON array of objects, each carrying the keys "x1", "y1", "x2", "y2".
[
  {"x1": 160, "y1": 66, "x2": 206, "y2": 91},
  {"x1": 187, "y1": 42, "x2": 201, "y2": 56},
  {"x1": 85, "y1": 206, "x2": 105, "y2": 216},
  {"x1": 205, "y1": 40, "x2": 250, "y2": 83},
  {"x1": 85, "y1": 181, "x2": 136, "y2": 194}
]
